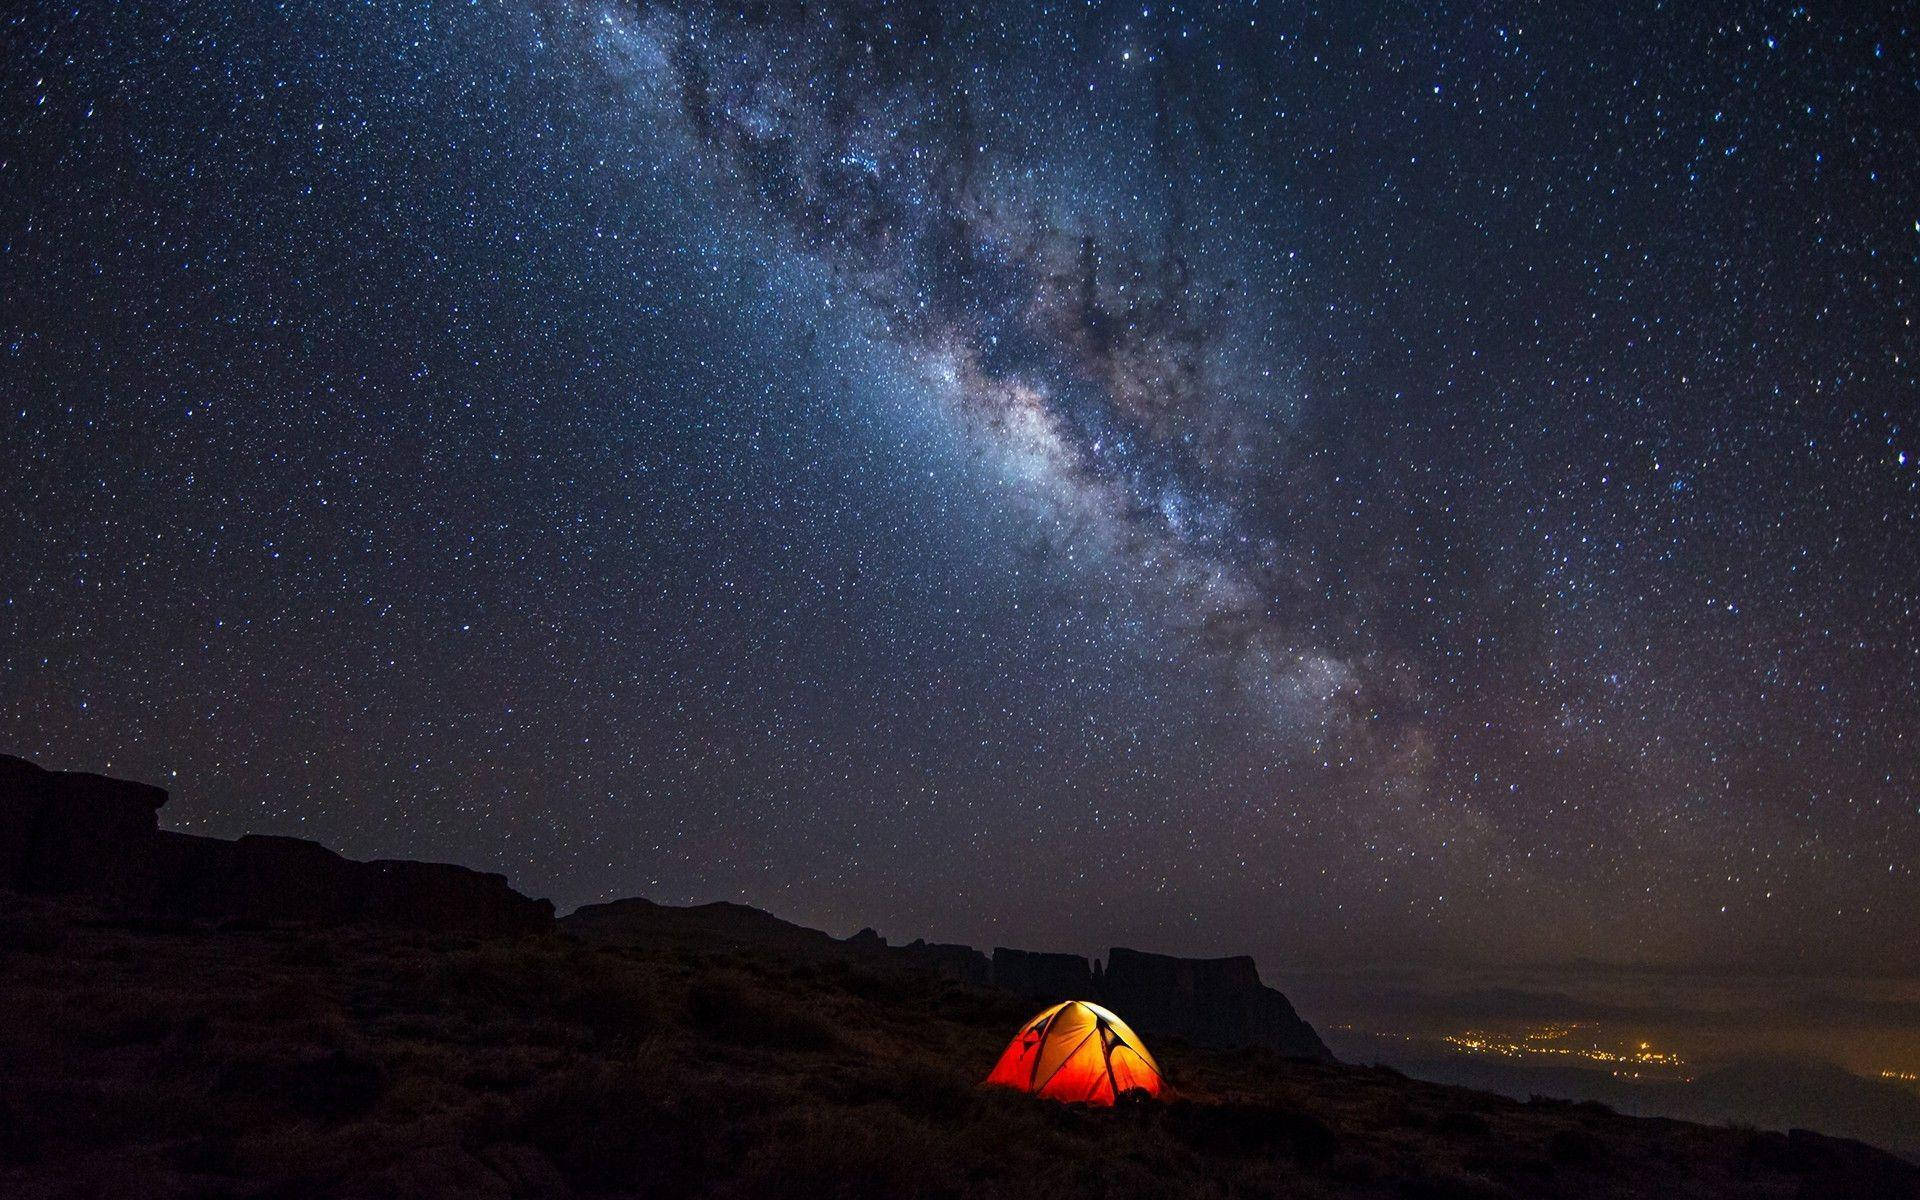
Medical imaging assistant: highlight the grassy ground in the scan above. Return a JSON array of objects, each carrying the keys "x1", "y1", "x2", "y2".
[{"x1": 2, "y1": 892, "x2": 1914, "y2": 1199}]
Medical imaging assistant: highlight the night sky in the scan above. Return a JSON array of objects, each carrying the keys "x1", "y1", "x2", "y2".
[{"x1": 4, "y1": 1, "x2": 1916, "y2": 978}]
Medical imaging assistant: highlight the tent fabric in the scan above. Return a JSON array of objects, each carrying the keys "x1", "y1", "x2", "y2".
[{"x1": 982, "y1": 1000, "x2": 1164, "y2": 1104}]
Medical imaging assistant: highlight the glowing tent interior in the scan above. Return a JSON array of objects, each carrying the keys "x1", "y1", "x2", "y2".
[{"x1": 983, "y1": 1000, "x2": 1164, "y2": 1104}]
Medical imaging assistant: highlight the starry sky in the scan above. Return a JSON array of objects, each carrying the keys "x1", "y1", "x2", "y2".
[{"x1": 4, "y1": 1, "x2": 1917, "y2": 978}]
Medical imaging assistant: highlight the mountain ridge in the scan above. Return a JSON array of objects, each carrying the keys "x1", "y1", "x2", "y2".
[
  {"x1": 3, "y1": 753, "x2": 1329, "y2": 1058},
  {"x1": 563, "y1": 895, "x2": 1334, "y2": 1060}
]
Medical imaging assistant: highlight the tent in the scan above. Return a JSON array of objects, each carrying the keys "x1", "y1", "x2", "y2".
[{"x1": 982, "y1": 1000, "x2": 1164, "y2": 1104}]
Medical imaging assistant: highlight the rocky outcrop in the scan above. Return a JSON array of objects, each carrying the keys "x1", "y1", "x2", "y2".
[
  {"x1": 992, "y1": 946, "x2": 1093, "y2": 1000},
  {"x1": 0, "y1": 753, "x2": 168, "y2": 896},
  {"x1": 982, "y1": 941, "x2": 1331, "y2": 1061},
  {"x1": 151, "y1": 831, "x2": 367, "y2": 924},
  {"x1": 362, "y1": 856, "x2": 552, "y2": 935},
  {"x1": 893, "y1": 937, "x2": 992, "y2": 986},
  {"x1": 564, "y1": 903, "x2": 998, "y2": 984},
  {"x1": 566, "y1": 897, "x2": 846, "y2": 958},
  {"x1": 0, "y1": 743, "x2": 1327, "y2": 1055},
  {"x1": 560, "y1": 890, "x2": 1331, "y2": 1059},
  {"x1": 1101, "y1": 946, "x2": 1333, "y2": 1060},
  {"x1": 0, "y1": 754, "x2": 552, "y2": 936}
]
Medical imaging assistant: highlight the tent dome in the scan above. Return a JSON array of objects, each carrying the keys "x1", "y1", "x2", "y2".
[{"x1": 982, "y1": 1000, "x2": 1164, "y2": 1104}]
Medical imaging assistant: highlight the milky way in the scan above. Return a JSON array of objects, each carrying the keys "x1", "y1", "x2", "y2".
[
  {"x1": 3, "y1": 0, "x2": 1916, "y2": 975},
  {"x1": 583, "y1": 1, "x2": 1414, "y2": 753}
]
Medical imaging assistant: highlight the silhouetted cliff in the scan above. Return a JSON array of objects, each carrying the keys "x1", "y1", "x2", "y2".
[
  {"x1": 567, "y1": 896, "x2": 845, "y2": 958},
  {"x1": 3, "y1": 752, "x2": 1325, "y2": 1057},
  {"x1": 0, "y1": 754, "x2": 167, "y2": 897},
  {"x1": 562, "y1": 897, "x2": 1331, "y2": 1060},
  {"x1": 0, "y1": 755, "x2": 552, "y2": 936},
  {"x1": 991, "y1": 945, "x2": 1093, "y2": 999},
  {"x1": 1102, "y1": 946, "x2": 1332, "y2": 1061}
]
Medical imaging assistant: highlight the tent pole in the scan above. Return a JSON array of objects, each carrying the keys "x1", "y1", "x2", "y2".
[{"x1": 1027, "y1": 1004, "x2": 1066, "y2": 1091}]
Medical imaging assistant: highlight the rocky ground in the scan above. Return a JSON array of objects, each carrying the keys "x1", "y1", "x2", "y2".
[{"x1": 4, "y1": 890, "x2": 1917, "y2": 1200}]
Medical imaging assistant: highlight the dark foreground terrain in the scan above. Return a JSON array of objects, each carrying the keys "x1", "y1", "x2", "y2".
[{"x1": 4, "y1": 892, "x2": 1918, "y2": 1200}]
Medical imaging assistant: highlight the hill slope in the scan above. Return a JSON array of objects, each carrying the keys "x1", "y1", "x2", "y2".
[{"x1": 4, "y1": 890, "x2": 1917, "y2": 1199}]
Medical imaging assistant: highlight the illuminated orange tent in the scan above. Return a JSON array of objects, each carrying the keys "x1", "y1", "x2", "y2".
[{"x1": 983, "y1": 1000, "x2": 1164, "y2": 1104}]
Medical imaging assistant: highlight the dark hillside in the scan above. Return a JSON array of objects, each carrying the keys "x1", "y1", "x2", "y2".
[
  {"x1": 4, "y1": 890, "x2": 1917, "y2": 1199},
  {"x1": 4, "y1": 755, "x2": 1917, "y2": 1198}
]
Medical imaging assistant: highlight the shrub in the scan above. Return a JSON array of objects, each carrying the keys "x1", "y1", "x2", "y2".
[
  {"x1": 1396, "y1": 1172, "x2": 1519, "y2": 1200},
  {"x1": 1161, "y1": 1099, "x2": 1338, "y2": 1165},
  {"x1": 215, "y1": 1048, "x2": 385, "y2": 1120},
  {"x1": 735, "y1": 1106, "x2": 965, "y2": 1200},
  {"x1": 0, "y1": 1097, "x2": 41, "y2": 1167},
  {"x1": 1433, "y1": 1109, "x2": 1491, "y2": 1136},
  {"x1": 1547, "y1": 1128, "x2": 1604, "y2": 1166},
  {"x1": 687, "y1": 972, "x2": 839, "y2": 1051},
  {"x1": 515, "y1": 1065, "x2": 789, "y2": 1194},
  {"x1": 0, "y1": 910, "x2": 64, "y2": 956},
  {"x1": 60, "y1": 991, "x2": 196, "y2": 1048},
  {"x1": 431, "y1": 941, "x2": 658, "y2": 1035}
]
